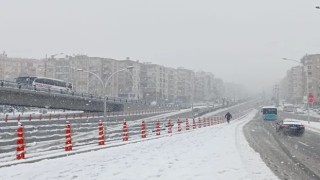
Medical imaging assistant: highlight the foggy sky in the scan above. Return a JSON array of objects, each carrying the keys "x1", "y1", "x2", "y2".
[{"x1": 1, "y1": 0, "x2": 320, "y2": 93}]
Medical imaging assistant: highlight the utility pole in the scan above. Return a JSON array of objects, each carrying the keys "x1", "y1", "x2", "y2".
[{"x1": 275, "y1": 84, "x2": 280, "y2": 107}]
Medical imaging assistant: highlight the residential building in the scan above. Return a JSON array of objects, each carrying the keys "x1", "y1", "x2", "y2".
[
  {"x1": 176, "y1": 67, "x2": 195, "y2": 104},
  {"x1": 0, "y1": 52, "x2": 39, "y2": 81},
  {"x1": 118, "y1": 58, "x2": 141, "y2": 100},
  {"x1": 301, "y1": 54, "x2": 320, "y2": 105},
  {"x1": 167, "y1": 67, "x2": 178, "y2": 102},
  {"x1": 140, "y1": 63, "x2": 169, "y2": 103}
]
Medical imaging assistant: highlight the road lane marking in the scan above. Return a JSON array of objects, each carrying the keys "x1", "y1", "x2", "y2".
[{"x1": 298, "y1": 141, "x2": 309, "y2": 147}]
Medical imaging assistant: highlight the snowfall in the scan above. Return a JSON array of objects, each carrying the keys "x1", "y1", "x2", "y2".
[{"x1": 0, "y1": 109, "x2": 279, "y2": 180}]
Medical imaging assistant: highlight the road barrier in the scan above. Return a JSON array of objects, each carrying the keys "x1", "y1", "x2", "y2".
[
  {"x1": 168, "y1": 119, "x2": 172, "y2": 134},
  {"x1": 141, "y1": 120, "x2": 146, "y2": 138},
  {"x1": 65, "y1": 121, "x2": 73, "y2": 151},
  {"x1": 16, "y1": 123, "x2": 25, "y2": 160},
  {"x1": 98, "y1": 120, "x2": 105, "y2": 145},
  {"x1": 0, "y1": 109, "x2": 252, "y2": 165},
  {"x1": 186, "y1": 118, "x2": 190, "y2": 131},
  {"x1": 122, "y1": 120, "x2": 129, "y2": 141},
  {"x1": 0, "y1": 109, "x2": 177, "y2": 122},
  {"x1": 155, "y1": 120, "x2": 160, "y2": 136}
]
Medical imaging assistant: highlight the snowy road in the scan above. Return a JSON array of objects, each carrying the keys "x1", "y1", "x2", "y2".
[
  {"x1": 244, "y1": 111, "x2": 320, "y2": 180},
  {"x1": 0, "y1": 109, "x2": 278, "y2": 180}
]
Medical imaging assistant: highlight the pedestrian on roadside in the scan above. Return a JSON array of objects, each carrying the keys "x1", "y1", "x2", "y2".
[{"x1": 225, "y1": 112, "x2": 232, "y2": 124}]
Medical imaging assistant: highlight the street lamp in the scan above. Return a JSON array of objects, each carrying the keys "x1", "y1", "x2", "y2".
[
  {"x1": 77, "y1": 66, "x2": 134, "y2": 122},
  {"x1": 282, "y1": 57, "x2": 310, "y2": 124}
]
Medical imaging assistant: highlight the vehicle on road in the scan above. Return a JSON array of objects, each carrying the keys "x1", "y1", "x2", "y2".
[
  {"x1": 261, "y1": 106, "x2": 277, "y2": 121},
  {"x1": 283, "y1": 104, "x2": 294, "y2": 112},
  {"x1": 16, "y1": 76, "x2": 72, "y2": 92},
  {"x1": 276, "y1": 119, "x2": 305, "y2": 136}
]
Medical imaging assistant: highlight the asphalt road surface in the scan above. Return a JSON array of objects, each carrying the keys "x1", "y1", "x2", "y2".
[{"x1": 244, "y1": 110, "x2": 320, "y2": 180}]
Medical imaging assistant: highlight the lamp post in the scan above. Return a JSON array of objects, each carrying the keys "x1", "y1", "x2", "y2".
[
  {"x1": 77, "y1": 66, "x2": 134, "y2": 122},
  {"x1": 282, "y1": 58, "x2": 310, "y2": 124}
]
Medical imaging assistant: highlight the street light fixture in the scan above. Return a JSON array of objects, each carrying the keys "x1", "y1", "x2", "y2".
[
  {"x1": 281, "y1": 57, "x2": 310, "y2": 124},
  {"x1": 77, "y1": 66, "x2": 134, "y2": 122}
]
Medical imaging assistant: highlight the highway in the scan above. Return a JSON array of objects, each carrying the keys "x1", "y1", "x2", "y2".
[{"x1": 244, "y1": 110, "x2": 320, "y2": 180}]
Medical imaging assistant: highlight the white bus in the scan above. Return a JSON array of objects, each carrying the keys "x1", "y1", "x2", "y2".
[{"x1": 16, "y1": 76, "x2": 72, "y2": 92}]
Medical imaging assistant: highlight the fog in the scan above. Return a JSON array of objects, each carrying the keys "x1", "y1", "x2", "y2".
[{"x1": 1, "y1": 0, "x2": 320, "y2": 93}]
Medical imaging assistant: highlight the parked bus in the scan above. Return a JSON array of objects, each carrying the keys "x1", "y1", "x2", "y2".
[
  {"x1": 261, "y1": 106, "x2": 277, "y2": 121},
  {"x1": 16, "y1": 76, "x2": 72, "y2": 92}
]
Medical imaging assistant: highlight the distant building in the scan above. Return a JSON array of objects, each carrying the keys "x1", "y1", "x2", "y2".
[
  {"x1": 118, "y1": 58, "x2": 141, "y2": 100},
  {"x1": 167, "y1": 67, "x2": 178, "y2": 102},
  {"x1": 286, "y1": 66, "x2": 304, "y2": 104},
  {"x1": 176, "y1": 67, "x2": 195, "y2": 104},
  {"x1": 140, "y1": 62, "x2": 169, "y2": 103},
  {"x1": 194, "y1": 71, "x2": 215, "y2": 102},
  {"x1": 301, "y1": 54, "x2": 320, "y2": 105},
  {"x1": 0, "y1": 53, "x2": 229, "y2": 104},
  {"x1": 0, "y1": 55, "x2": 39, "y2": 81}
]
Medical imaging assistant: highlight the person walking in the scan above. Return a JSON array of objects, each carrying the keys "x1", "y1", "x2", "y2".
[{"x1": 225, "y1": 112, "x2": 232, "y2": 124}]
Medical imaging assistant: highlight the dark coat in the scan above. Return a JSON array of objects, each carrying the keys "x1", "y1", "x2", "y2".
[{"x1": 225, "y1": 112, "x2": 232, "y2": 120}]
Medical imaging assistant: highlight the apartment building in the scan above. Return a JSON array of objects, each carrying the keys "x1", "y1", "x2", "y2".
[
  {"x1": 287, "y1": 66, "x2": 304, "y2": 104},
  {"x1": 194, "y1": 71, "x2": 215, "y2": 102},
  {"x1": 118, "y1": 58, "x2": 141, "y2": 100},
  {"x1": 301, "y1": 54, "x2": 320, "y2": 104},
  {"x1": 0, "y1": 53, "x2": 228, "y2": 104},
  {"x1": 140, "y1": 62, "x2": 169, "y2": 103},
  {"x1": 167, "y1": 67, "x2": 178, "y2": 102},
  {"x1": 176, "y1": 67, "x2": 195, "y2": 104},
  {"x1": 0, "y1": 52, "x2": 39, "y2": 81}
]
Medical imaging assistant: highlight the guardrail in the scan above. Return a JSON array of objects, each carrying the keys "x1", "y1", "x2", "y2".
[
  {"x1": 0, "y1": 80, "x2": 179, "y2": 107},
  {"x1": 0, "y1": 108, "x2": 252, "y2": 167}
]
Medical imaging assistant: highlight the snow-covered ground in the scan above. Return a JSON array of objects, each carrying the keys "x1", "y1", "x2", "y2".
[{"x1": 0, "y1": 109, "x2": 279, "y2": 180}]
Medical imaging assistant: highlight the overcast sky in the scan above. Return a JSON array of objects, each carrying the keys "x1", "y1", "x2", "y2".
[{"x1": 1, "y1": 0, "x2": 320, "y2": 93}]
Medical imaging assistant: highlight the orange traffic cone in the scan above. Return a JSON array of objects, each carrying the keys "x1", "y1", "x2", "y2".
[
  {"x1": 123, "y1": 120, "x2": 129, "y2": 141},
  {"x1": 177, "y1": 118, "x2": 182, "y2": 132},
  {"x1": 156, "y1": 120, "x2": 161, "y2": 136},
  {"x1": 168, "y1": 119, "x2": 172, "y2": 133},
  {"x1": 141, "y1": 120, "x2": 147, "y2": 138},
  {"x1": 16, "y1": 123, "x2": 25, "y2": 160},
  {"x1": 65, "y1": 121, "x2": 73, "y2": 151},
  {"x1": 186, "y1": 118, "x2": 190, "y2": 130},
  {"x1": 98, "y1": 120, "x2": 105, "y2": 145}
]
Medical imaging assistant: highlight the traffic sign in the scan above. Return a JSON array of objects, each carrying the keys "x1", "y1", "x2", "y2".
[{"x1": 309, "y1": 95, "x2": 314, "y2": 103}]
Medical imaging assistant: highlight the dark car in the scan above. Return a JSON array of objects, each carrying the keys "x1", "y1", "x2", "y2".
[{"x1": 276, "y1": 120, "x2": 305, "y2": 136}]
